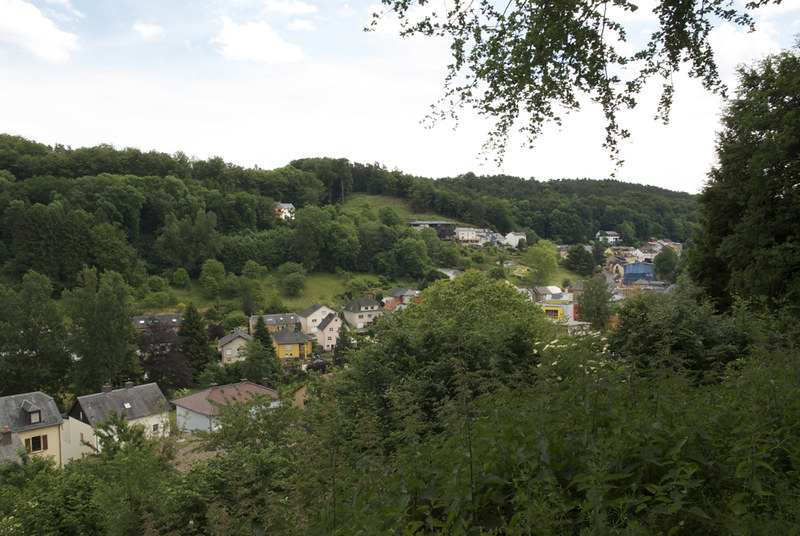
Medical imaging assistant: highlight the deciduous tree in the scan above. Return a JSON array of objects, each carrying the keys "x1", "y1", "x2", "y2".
[{"x1": 690, "y1": 50, "x2": 800, "y2": 310}]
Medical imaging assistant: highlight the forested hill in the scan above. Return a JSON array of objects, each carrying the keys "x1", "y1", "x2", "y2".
[{"x1": 0, "y1": 134, "x2": 696, "y2": 287}]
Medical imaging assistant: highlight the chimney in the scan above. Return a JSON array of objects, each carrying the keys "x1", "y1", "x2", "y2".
[
  {"x1": 102, "y1": 384, "x2": 112, "y2": 393},
  {"x1": 124, "y1": 380, "x2": 134, "y2": 390},
  {"x1": 210, "y1": 383, "x2": 218, "y2": 387},
  {"x1": 1, "y1": 426, "x2": 11, "y2": 446},
  {"x1": 261, "y1": 377, "x2": 269, "y2": 387}
]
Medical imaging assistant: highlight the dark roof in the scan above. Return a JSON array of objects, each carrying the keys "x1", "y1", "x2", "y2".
[
  {"x1": 250, "y1": 313, "x2": 300, "y2": 326},
  {"x1": 71, "y1": 383, "x2": 168, "y2": 427},
  {"x1": 218, "y1": 329, "x2": 252, "y2": 346},
  {"x1": 317, "y1": 313, "x2": 337, "y2": 331},
  {"x1": 344, "y1": 296, "x2": 381, "y2": 312},
  {"x1": 272, "y1": 328, "x2": 315, "y2": 345},
  {"x1": 132, "y1": 314, "x2": 181, "y2": 329},
  {"x1": 299, "y1": 304, "x2": 324, "y2": 317},
  {"x1": 171, "y1": 381, "x2": 278, "y2": 417},
  {"x1": 0, "y1": 392, "x2": 63, "y2": 433}
]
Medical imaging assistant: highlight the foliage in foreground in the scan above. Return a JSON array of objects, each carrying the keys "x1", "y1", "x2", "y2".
[{"x1": 2, "y1": 274, "x2": 799, "y2": 535}]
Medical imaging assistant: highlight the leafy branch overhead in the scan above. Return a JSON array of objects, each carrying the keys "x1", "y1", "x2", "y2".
[{"x1": 373, "y1": 0, "x2": 768, "y2": 164}]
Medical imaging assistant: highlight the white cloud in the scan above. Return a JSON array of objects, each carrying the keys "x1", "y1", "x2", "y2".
[
  {"x1": 265, "y1": 0, "x2": 317, "y2": 16},
  {"x1": 289, "y1": 19, "x2": 315, "y2": 31},
  {"x1": 0, "y1": 0, "x2": 80, "y2": 62},
  {"x1": 44, "y1": 0, "x2": 83, "y2": 19},
  {"x1": 133, "y1": 21, "x2": 165, "y2": 39},
  {"x1": 211, "y1": 16, "x2": 303, "y2": 63}
]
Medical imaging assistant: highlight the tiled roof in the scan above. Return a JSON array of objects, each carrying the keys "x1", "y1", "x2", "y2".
[
  {"x1": 171, "y1": 381, "x2": 278, "y2": 417},
  {"x1": 70, "y1": 383, "x2": 168, "y2": 427}
]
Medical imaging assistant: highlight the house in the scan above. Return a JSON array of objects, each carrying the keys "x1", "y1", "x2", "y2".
[
  {"x1": 276, "y1": 202, "x2": 295, "y2": 220},
  {"x1": 343, "y1": 296, "x2": 383, "y2": 330},
  {"x1": 0, "y1": 391, "x2": 63, "y2": 467},
  {"x1": 454, "y1": 227, "x2": 500, "y2": 247},
  {"x1": 623, "y1": 262, "x2": 655, "y2": 285},
  {"x1": 64, "y1": 382, "x2": 169, "y2": 461},
  {"x1": 298, "y1": 304, "x2": 338, "y2": 334},
  {"x1": 301, "y1": 311, "x2": 341, "y2": 352},
  {"x1": 540, "y1": 293, "x2": 575, "y2": 321},
  {"x1": 596, "y1": 230, "x2": 621, "y2": 244},
  {"x1": 532, "y1": 285, "x2": 563, "y2": 303},
  {"x1": 605, "y1": 256, "x2": 627, "y2": 279},
  {"x1": 249, "y1": 313, "x2": 301, "y2": 334},
  {"x1": 409, "y1": 220, "x2": 457, "y2": 240},
  {"x1": 557, "y1": 245, "x2": 572, "y2": 259},
  {"x1": 567, "y1": 280, "x2": 586, "y2": 303},
  {"x1": 218, "y1": 329, "x2": 252, "y2": 365},
  {"x1": 455, "y1": 227, "x2": 481, "y2": 245},
  {"x1": 502, "y1": 231, "x2": 527, "y2": 249},
  {"x1": 133, "y1": 314, "x2": 181, "y2": 332},
  {"x1": 172, "y1": 381, "x2": 279, "y2": 432},
  {"x1": 271, "y1": 328, "x2": 315, "y2": 366},
  {"x1": 383, "y1": 287, "x2": 421, "y2": 313}
]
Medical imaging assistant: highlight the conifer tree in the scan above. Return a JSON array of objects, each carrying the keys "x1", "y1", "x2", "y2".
[{"x1": 179, "y1": 303, "x2": 215, "y2": 379}]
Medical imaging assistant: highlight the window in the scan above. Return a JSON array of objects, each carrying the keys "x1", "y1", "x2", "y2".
[
  {"x1": 123, "y1": 402, "x2": 132, "y2": 409},
  {"x1": 25, "y1": 434, "x2": 47, "y2": 452},
  {"x1": 328, "y1": 337, "x2": 332, "y2": 341},
  {"x1": 152, "y1": 424, "x2": 159, "y2": 432},
  {"x1": 29, "y1": 411, "x2": 41, "y2": 424},
  {"x1": 285, "y1": 344, "x2": 292, "y2": 350},
  {"x1": 225, "y1": 349, "x2": 232, "y2": 355},
  {"x1": 312, "y1": 318, "x2": 317, "y2": 323},
  {"x1": 358, "y1": 314, "x2": 363, "y2": 319},
  {"x1": 329, "y1": 327, "x2": 333, "y2": 331}
]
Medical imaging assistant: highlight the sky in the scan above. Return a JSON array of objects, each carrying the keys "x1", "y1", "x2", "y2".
[{"x1": 1, "y1": 0, "x2": 798, "y2": 194}]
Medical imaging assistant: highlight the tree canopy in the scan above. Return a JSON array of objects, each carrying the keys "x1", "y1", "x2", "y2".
[
  {"x1": 689, "y1": 49, "x2": 800, "y2": 310},
  {"x1": 374, "y1": 0, "x2": 776, "y2": 163}
]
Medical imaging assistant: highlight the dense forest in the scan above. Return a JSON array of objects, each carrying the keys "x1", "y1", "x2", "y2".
[
  {"x1": 0, "y1": 133, "x2": 695, "y2": 289},
  {"x1": 2, "y1": 48, "x2": 799, "y2": 536}
]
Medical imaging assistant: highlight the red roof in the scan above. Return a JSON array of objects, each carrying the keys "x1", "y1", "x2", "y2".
[{"x1": 171, "y1": 381, "x2": 277, "y2": 417}]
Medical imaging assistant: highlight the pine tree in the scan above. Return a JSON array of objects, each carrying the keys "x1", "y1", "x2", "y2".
[{"x1": 179, "y1": 303, "x2": 215, "y2": 379}]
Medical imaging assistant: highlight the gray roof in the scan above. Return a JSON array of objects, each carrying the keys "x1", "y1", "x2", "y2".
[
  {"x1": 132, "y1": 314, "x2": 181, "y2": 329},
  {"x1": 387, "y1": 287, "x2": 418, "y2": 298},
  {"x1": 250, "y1": 313, "x2": 300, "y2": 326},
  {"x1": 0, "y1": 430, "x2": 24, "y2": 465},
  {"x1": 299, "y1": 304, "x2": 324, "y2": 317},
  {"x1": 272, "y1": 328, "x2": 315, "y2": 344},
  {"x1": 219, "y1": 329, "x2": 252, "y2": 347},
  {"x1": 0, "y1": 391, "x2": 63, "y2": 434},
  {"x1": 69, "y1": 383, "x2": 168, "y2": 427},
  {"x1": 317, "y1": 313, "x2": 338, "y2": 331},
  {"x1": 344, "y1": 296, "x2": 381, "y2": 312}
]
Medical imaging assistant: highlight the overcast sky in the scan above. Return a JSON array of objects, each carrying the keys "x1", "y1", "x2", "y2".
[{"x1": 1, "y1": 0, "x2": 798, "y2": 194}]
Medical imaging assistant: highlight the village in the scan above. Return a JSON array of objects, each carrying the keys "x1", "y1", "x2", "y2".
[{"x1": 1, "y1": 217, "x2": 682, "y2": 470}]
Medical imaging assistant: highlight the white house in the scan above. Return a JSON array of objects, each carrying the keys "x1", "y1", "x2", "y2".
[
  {"x1": 171, "y1": 381, "x2": 279, "y2": 432},
  {"x1": 502, "y1": 231, "x2": 527, "y2": 248},
  {"x1": 218, "y1": 329, "x2": 252, "y2": 365},
  {"x1": 298, "y1": 304, "x2": 339, "y2": 334},
  {"x1": 64, "y1": 382, "x2": 170, "y2": 461}
]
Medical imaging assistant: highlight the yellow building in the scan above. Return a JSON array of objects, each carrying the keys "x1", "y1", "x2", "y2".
[
  {"x1": 0, "y1": 392, "x2": 64, "y2": 468},
  {"x1": 272, "y1": 328, "x2": 315, "y2": 367}
]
